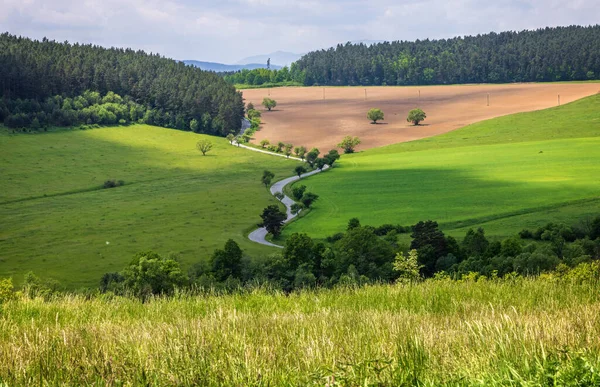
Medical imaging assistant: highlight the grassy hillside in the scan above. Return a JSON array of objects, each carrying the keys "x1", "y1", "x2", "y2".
[
  {"x1": 1, "y1": 275, "x2": 599, "y2": 385},
  {"x1": 0, "y1": 125, "x2": 300, "y2": 288},
  {"x1": 285, "y1": 94, "x2": 600, "y2": 239}
]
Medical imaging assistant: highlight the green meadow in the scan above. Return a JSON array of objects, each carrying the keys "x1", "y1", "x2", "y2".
[
  {"x1": 2, "y1": 274, "x2": 600, "y2": 385},
  {"x1": 285, "y1": 94, "x2": 600, "y2": 239},
  {"x1": 0, "y1": 125, "x2": 300, "y2": 289}
]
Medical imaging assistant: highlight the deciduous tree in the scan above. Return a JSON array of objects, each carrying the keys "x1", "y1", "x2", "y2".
[
  {"x1": 337, "y1": 136, "x2": 361, "y2": 154},
  {"x1": 260, "y1": 205, "x2": 287, "y2": 237},
  {"x1": 262, "y1": 97, "x2": 277, "y2": 111},
  {"x1": 261, "y1": 170, "x2": 275, "y2": 188},
  {"x1": 407, "y1": 108, "x2": 426, "y2": 125},
  {"x1": 196, "y1": 139, "x2": 213, "y2": 155},
  {"x1": 367, "y1": 108, "x2": 384, "y2": 124},
  {"x1": 295, "y1": 165, "x2": 307, "y2": 178}
]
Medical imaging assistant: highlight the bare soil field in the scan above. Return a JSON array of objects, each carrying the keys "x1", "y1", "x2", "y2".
[{"x1": 242, "y1": 83, "x2": 600, "y2": 151}]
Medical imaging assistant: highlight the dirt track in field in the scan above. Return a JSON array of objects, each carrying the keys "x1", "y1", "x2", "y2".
[{"x1": 241, "y1": 84, "x2": 600, "y2": 151}]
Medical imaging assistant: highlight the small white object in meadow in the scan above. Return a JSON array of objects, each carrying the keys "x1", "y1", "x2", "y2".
[{"x1": 106, "y1": 241, "x2": 110, "y2": 245}]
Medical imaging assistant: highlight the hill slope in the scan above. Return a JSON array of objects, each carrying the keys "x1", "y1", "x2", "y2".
[
  {"x1": 0, "y1": 125, "x2": 301, "y2": 288},
  {"x1": 0, "y1": 33, "x2": 243, "y2": 135},
  {"x1": 283, "y1": 94, "x2": 600, "y2": 239}
]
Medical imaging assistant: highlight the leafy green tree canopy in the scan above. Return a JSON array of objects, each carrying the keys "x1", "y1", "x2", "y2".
[
  {"x1": 121, "y1": 251, "x2": 187, "y2": 298},
  {"x1": 262, "y1": 170, "x2": 275, "y2": 188},
  {"x1": 260, "y1": 205, "x2": 287, "y2": 237},
  {"x1": 337, "y1": 136, "x2": 361, "y2": 154},
  {"x1": 407, "y1": 108, "x2": 426, "y2": 125},
  {"x1": 367, "y1": 108, "x2": 384, "y2": 124},
  {"x1": 262, "y1": 98, "x2": 277, "y2": 111}
]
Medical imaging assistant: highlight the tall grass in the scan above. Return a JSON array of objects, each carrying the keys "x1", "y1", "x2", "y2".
[{"x1": 1, "y1": 276, "x2": 599, "y2": 385}]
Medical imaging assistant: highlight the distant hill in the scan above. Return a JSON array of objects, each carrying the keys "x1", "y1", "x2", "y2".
[
  {"x1": 295, "y1": 25, "x2": 600, "y2": 86},
  {"x1": 183, "y1": 60, "x2": 282, "y2": 72},
  {"x1": 235, "y1": 51, "x2": 303, "y2": 67}
]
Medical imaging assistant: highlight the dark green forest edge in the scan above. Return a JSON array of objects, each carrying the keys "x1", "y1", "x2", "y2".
[
  {"x1": 0, "y1": 33, "x2": 244, "y2": 133},
  {"x1": 225, "y1": 25, "x2": 600, "y2": 87}
]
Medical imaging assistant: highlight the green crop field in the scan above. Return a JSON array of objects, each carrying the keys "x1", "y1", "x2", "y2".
[
  {"x1": 0, "y1": 125, "x2": 300, "y2": 289},
  {"x1": 284, "y1": 94, "x2": 600, "y2": 240}
]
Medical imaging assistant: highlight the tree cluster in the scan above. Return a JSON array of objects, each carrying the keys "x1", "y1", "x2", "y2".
[
  {"x1": 223, "y1": 66, "x2": 305, "y2": 86},
  {"x1": 294, "y1": 26, "x2": 600, "y2": 86},
  {"x1": 3, "y1": 90, "x2": 154, "y2": 130},
  {"x1": 0, "y1": 33, "x2": 244, "y2": 135}
]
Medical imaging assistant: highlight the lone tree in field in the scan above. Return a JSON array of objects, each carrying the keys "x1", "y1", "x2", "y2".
[
  {"x1": 260, "y1": 205, "x2": 287, "y2": 237},
  {"x1": 226, "y1": 133, "x2": 235, "y2": 144},
  {"x1": 367, "y1": 108, "x2": 384, "y2": 124},
  {"x1": 407, "y1": 108, "x2": 427, "y2": 125},
  {"x1": 262, "y1": 97, "x2": 277, "y2": 111},
  {"x1": 196, "y1": 139, "x2": 213, "y2": 156},
  {"x1": 261, "y1": 170, "x2": 275, "y2": 188},
  {"x1": 295, "y1": 165, "x2": 307, "y2": 178},
  {"x1": 338, "y1": 136, "x2": 361, "y2": 154}
]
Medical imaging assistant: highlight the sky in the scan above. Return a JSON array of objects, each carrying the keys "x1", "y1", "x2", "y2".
[{"x1": 1, "y1": 0, "x2": 598, "y2": 64}]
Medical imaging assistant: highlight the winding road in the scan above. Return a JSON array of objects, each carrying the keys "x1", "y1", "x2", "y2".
[{"x1": 232, "y1": 123, "x2": 329, "y2": 247}]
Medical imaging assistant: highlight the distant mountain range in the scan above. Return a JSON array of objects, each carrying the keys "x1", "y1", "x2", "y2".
[
  {"x1": 183, "y1": 51, "x2": 304, "y2": 73},
  {"x1": 182, "y1": 60, "x2": 282, "y2": 72},
  {"x1": 235, "y1": 51, "x2": 303, "y2": 67}
]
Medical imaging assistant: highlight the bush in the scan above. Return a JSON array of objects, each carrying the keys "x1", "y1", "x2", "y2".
[
  {"x1": 374, "y1": 224, "x2": 408, "y2": 236},
  {"x1": 103, "y1": 179, "x2": 125, "y2": 189},
  {"x1": 326, "y1": 233, "x2": 345, "y2": 243},
  {"x1": 0, "y1": 278, "x2": 15, "y2": 303},
  {"x1": 519, "y1": 229, "x2": 533, "y2": 239}
]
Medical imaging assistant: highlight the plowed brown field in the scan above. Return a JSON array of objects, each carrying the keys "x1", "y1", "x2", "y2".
[{"x1": 242, "y1": 83, "x2": 600, "y2": 151}]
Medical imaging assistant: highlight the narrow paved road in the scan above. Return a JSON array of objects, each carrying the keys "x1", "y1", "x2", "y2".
[{"x1": 230, "y1": 138, "x2": 328, "y2": 248}]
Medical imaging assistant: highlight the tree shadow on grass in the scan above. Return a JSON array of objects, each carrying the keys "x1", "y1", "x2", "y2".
[{"x1": 304, "y1": 167, "x2": 597, "y2": 235}]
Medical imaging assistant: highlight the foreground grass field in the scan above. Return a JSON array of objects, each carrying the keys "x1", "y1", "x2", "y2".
[
  {"x1": 0, "y1": 125, "x2": 300, "y2": 288},
  {"x1": 285, "y1": 94, "x2": 600, "y2": 240},
  {"x1": 1, "y1": 274, "x2": 599, "y2": 385}
]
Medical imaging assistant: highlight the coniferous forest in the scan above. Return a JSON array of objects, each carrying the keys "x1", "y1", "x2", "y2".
[
  {"x1": 290, "y1": 26, "x2": 600, "y2": 86},
  {"x1": 0, "y1": 33, "x2": 244, "y2": 134}
]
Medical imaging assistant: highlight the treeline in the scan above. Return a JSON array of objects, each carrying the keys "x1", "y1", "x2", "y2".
[
  {"x1": 223, "y1": 66, "x2": 304, "y2": 87},
  {"x1": 294, "y1": 25, "x2": 600, "y2": 86},
  {"x1": 91, "y1": 214, "x2": 600, "y2": 297},
  {"x1": 0, "y1": 33, "x2": 244, "y2": 135},
  {"x1": 4, "y1": 214, "x2": 599, "y2": 299},
  {"x1": 4, "y1": 91, "x2": 158, "y2": 130}
]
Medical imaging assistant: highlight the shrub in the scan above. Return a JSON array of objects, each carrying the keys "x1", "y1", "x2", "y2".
[
  {"x1": 0, "y1": 278, "x2": 15, "y2": 303},
  {"x1": 519, "y1": 229, "x2": 533, "y2": 239},
  {"x1": 103, "y1": 179, "x2": 124, "y2": 189}
]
